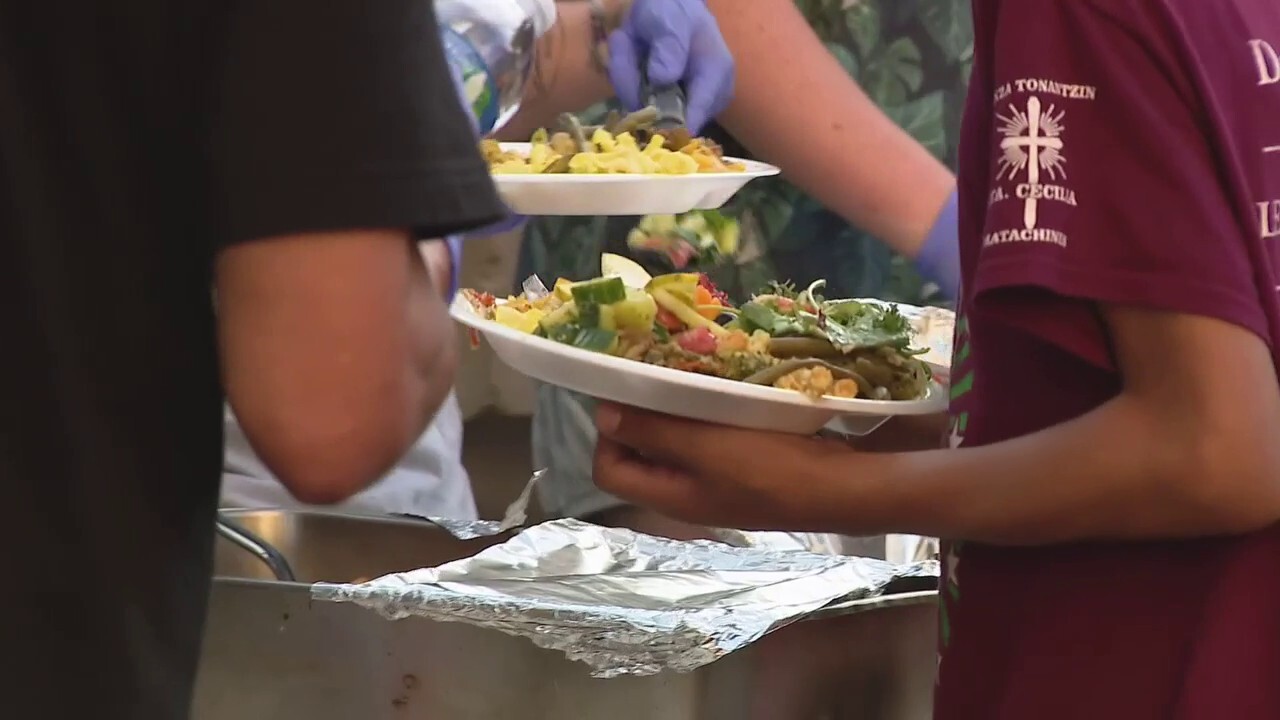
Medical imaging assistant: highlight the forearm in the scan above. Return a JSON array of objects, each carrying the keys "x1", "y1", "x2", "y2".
[
  {"x1": 710, "y1": 0, "x2": 953, "y2": 258},
  {"x1": 404, "y1": 251, "x2": 460, "y2": 431},
  {"x1": 819, "y1": 395, "x2": 1280, "y2": 545},
  {"x1": 497, "y1": 1, "x2": 614, "y2": 140}
]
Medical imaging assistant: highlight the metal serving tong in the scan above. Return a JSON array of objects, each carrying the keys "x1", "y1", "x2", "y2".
[{"x1": 641, "y1": 66, "x2": 687, "y2": 131}]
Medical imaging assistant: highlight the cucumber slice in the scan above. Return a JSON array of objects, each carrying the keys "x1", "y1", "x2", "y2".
[
  {"x1": 572, "y1": 327, "x2": 618, "y2": 354},
  {"x1": 600, "y1": 253, "x2": 653, "y2": 289},
  {"x1": 538, "y1": 301, "x2": 578, "y2": 333},
  {"x1": 571, "y1": 276, "x2": 626, "y2": 306},
  {"x1": 545, "y1": 322, "x2": 581, "y2": 345}
]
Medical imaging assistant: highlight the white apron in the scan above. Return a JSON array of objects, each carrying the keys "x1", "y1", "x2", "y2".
[{"x1": 219, "y1": 391, "x2": 477, "y2": 521}]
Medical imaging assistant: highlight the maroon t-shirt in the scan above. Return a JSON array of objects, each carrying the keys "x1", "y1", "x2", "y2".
[{"x1": 938, "y1": 1, "x2": 1280, "y2": 717}]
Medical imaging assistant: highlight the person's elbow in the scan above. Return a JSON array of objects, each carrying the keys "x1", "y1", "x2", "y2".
[
  {"x1": 256, "y1": 344, "x2": 458, "y2": 506},
  {"x1": 216, "y1": 228, "x2": 460, "y2": 505}
]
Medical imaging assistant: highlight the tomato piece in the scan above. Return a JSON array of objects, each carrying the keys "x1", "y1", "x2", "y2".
[
  {"x1": 656, "y1": 307, "x2": 684, "y2": 332},
  {"x1": 675, "y1": 327, "x2": 718, "y2": 356}
]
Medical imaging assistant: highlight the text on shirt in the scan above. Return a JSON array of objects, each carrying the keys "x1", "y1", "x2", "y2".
[
  {"x1": 1253, "y1": 39, "x2": 1279, "y2": 241},
  {"x1": 983, "y1": 78, "x2": 1097, "y2": 249}
]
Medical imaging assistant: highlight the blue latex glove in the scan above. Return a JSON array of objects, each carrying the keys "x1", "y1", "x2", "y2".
[
  {"x1": 607, "y1": 0, "x2": 735, "y2": 133},
  {"x1": 444, "y1": 235, "x2": 466, "y2": 300},
  {"x1": 912, "y1": 190, "x2": 960, "y2": 301},
  {"x1": 440, "y1": 48, "x2": 527, "y2": 299}
]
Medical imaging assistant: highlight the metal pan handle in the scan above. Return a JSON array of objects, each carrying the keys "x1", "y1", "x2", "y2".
[{"x1": 215, "y1": 512, "x2": 297, "y2": 582}]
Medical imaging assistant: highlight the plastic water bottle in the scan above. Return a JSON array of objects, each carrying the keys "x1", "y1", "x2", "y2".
[{"x1": 436, "y1": 0, "x2": 557, "y2": 135}]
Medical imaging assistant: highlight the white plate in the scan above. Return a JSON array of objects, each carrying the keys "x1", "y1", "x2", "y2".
[
  {"x1": 490, "y1": 142, "x2": 781, "y2": 216},
  {"x1": 452, "y1": 296, "x2": 948, "y2": 436}
]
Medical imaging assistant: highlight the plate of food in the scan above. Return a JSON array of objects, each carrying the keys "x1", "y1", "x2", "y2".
[
  {"x1": 857, "y1": 301, "x2": 954, "y2": 385},
  {"x1": 452, "y1": 254, "x2": 948, "y2": 435},
  {"x1": 481, "y1": 108, "x2": 779, "y2": 216}
]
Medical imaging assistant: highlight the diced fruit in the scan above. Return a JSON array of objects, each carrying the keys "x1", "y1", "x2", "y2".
[
  {"x1": 638, "y1": 214, "x2": 678, "y2": 235},
  {"x1": 610, "y1": 289, "x2": 658, "y2": 331},
  {"x1": 667, "y1": 242, "x2": 696, "y2": 270},
  {"x1": 656, "y1": 307, "x2": 684, "y2": 332},
  {"x1": 646, "y1": 273, "x2": 700, "y2": 310},
  {"x1": 538, "y1": 301, "x2": 578, "y2": 333},
  {"x1": 597, "y1": 304, "x2": 617, "y2": 331},
  {"x1": 493, "y1": 305, "x2": 544, "y2": 334},
  {"x1": 646, "y1": 272, "x2": 700, "y2": 294},
  {"x1": 675, "y1": 327, "x2": 718, "y2": 356},
  {"x1": 600, "y1": 253, "x2": 653, "y2": 289},
  {"x1": 553, "y1": 277, "x2": 576, "y2": 301},
  {"x1": 571, "y1": 276, "x2": 626, "y2": 306},
  {"x1": 650, "y1": 287, "x2": 729, "y2": 337},
  {"x1": 697, "y1": 274, "x2": 732, "y2": 305},
  {"x1": 679, "y1": 213, "x2": 707, "y2": 232},
  {"x1": 693, "y1": 284, "x2": 722, "y2": 320},
  {"x1": 715, "y1": 219, "x2": 739, "y2": 255},
  {"x1": 716, "y1": 330, "x2": 749, "y2": 355}
]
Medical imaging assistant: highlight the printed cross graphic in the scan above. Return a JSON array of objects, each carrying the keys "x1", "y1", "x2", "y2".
[{"x1": 1000, "y1": 97, "x2": 1064, "y2": 230}]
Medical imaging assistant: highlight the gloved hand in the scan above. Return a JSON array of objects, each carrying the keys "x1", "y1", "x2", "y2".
[
  {"x1": 912, "y1": 190, "x2": 960, "y2": 301},
  {"x1": 607, "y1": 0, "x2": 734, "y2": 133}
]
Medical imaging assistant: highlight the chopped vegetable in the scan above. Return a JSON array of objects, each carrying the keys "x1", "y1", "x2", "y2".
[
  {"x1": 626, "y1": 211, "x2": 741, "y2": 270},
  {"x1": 538, "y1": 301, "x2": 578, "y2": 333},
  {"x1": 650, "y1": 286, "x2": 729, "y2": 337},
  {"x1": 460, "y1": 271, "x2": 932, "y2": 402},
  {"x1": 675, "y1": 327, "x2": 718, "y2": 356},
  {"x1": 553, "y1": 277, "x2": 576, "y2": 302},
  {"x1": 493, "y1": 305, "x2": 544, "y2": 334},
  {"x1": 571, "y1": 327, "x2": 618, "y2": 354},
  {"x1": 693, "y1": 284, "x2": 723, "y2": 320},
  {"x1": 571, "y1": 276, "x2": 626, "y2": 306},
  {"x1": 611, "y1": 289, "x2": 658, "y2": 331},
  {"x1": 600, "y1": 253, "x2": 653, "y2": 289},
  {"x1": 656, "y1": 307, "x2": 683, "y2": 333}
]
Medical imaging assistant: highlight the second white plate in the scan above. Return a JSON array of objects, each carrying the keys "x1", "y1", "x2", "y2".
[{"x1": 490, "y1": 142, "x2": 780, "y2": 216}]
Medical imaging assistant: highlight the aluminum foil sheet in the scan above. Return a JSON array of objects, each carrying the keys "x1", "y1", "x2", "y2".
[
  {"x1": 313, "y1": 519, "x2": 938, "y2": 677},
  {"x1": 407, "y1": 469, "x2": 857, "y2": 555}
]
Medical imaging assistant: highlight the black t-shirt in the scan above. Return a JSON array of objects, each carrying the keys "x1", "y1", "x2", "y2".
[{"x1": 0, "y1": 1, "x2": 503, "y2": 717}]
